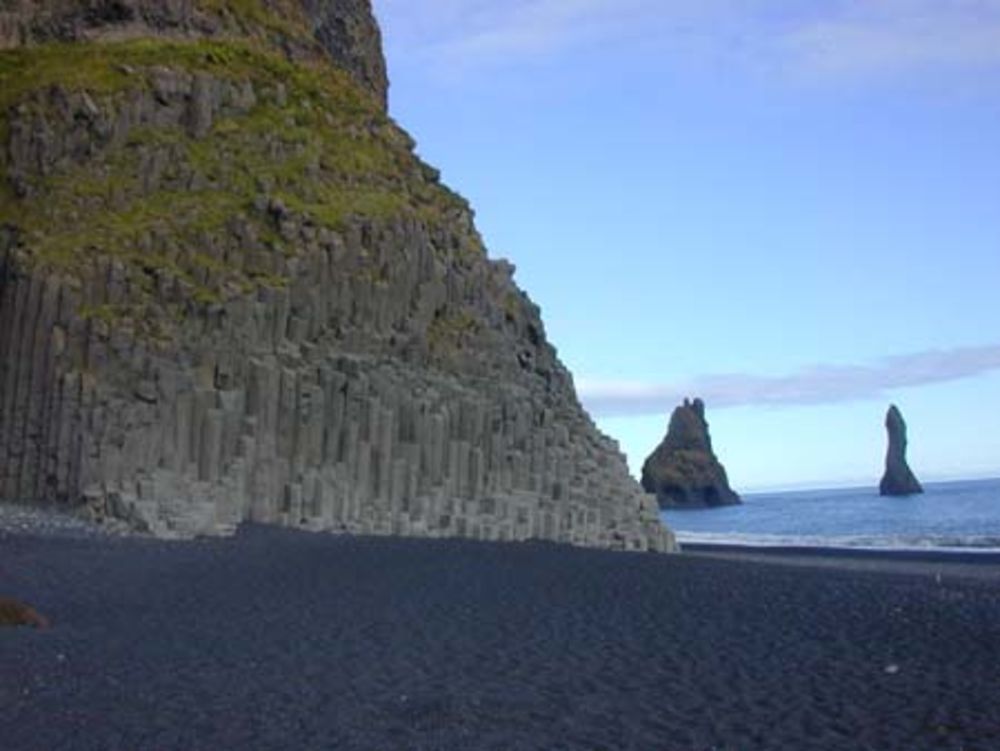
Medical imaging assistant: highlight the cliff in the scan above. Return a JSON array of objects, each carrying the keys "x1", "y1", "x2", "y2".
[
  {"x1": 0, "y1": 0, "x2": 388, "y2": 109},
  {"x1": 879, "y1": 405, "x2": 923, "y2": 497},
  {"x1": 641, "y1": 398, "x2": 740, "y2": 508},
  {"x1": 0, "y1": 1, "x2": 675, "y2": 551}
]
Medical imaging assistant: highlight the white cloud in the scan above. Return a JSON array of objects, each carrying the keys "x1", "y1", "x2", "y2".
[
  {"x1": 376, "y1": 0, "x2": 1000, "y2": 81},
  {"x1": 578, "y1": 344, "x2": 1000, "y2": 416},
  {"x1": 780, "y1": 0, "x2": 1000, "y2": 78},
  {"x1": 378, "y1": 0, "x2": 677, "y2": 68}
]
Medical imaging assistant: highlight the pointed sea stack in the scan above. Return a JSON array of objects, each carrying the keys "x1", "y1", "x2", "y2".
[
  {"x1": 641, "y1": 399, "x2": 741, "y2": 509},
  {"x1": 880, "y1": 405, "x2": 923, "y2": 496}
]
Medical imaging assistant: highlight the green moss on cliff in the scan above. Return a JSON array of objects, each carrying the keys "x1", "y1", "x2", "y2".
[
  {"x1": 199, "y1": 0, "x2": 313, "y2": 42},
  {"x1": 428, "y1": 310, "x2": 481, "y2": 355},
  {"x1": 0, "y1": 38, "x2": 464, "y2": 223},
  {"x1": 0, "y1": 37, "x2": 368, "y2": 113},
  {"x1": 0, "y1": 34, "x2": 477, "y2": 341}
]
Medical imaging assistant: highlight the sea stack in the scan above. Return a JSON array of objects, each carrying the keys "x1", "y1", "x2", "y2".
[
  {"x1": 0, "y1": 1, "x2": 674, "y2": 552},
  {"x1": 641, "y1": 399, "x2": 741, "y2": 509},
  {"x1": 879, "y1": 405, "x2": 923, "y2": 496}
]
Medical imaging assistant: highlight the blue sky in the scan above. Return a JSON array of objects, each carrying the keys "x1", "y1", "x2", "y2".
[{"x1": 375, "y1": 0, "x2": 1000, "y2": 490}]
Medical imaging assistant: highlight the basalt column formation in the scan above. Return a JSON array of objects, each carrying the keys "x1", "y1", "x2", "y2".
[{"x1": 0, "y1": 1, "x2": 675, "y2": 551}]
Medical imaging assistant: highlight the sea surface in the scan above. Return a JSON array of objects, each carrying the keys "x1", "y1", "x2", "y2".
[{"x1": 661, "y1": 478, "x2": 1000, "y2": 552}]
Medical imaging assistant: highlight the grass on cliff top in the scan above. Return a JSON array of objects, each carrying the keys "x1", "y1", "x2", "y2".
[
  {"x1": 0, "y1": 37, "x2": 374, "y2": 115},
  {"x1": 0, "y1": 0, "x2": 323, "y2": 105},
  {"x1": 198, "y1": 0, "x2": 313, "y2": 43},
  {"x1": 0, "y1": 32, "x2": 481, "y2": 338},
  {"x1": 0, "y1": 33, "x2": 466, "y2": 227}
]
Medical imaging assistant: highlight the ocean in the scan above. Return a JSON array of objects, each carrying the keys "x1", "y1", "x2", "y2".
[{"x1": 660, "y1": 477, "x2": 1000, "y2": 552}]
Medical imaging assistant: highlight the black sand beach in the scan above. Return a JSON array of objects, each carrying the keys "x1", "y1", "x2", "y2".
[{"x1": 3, "y1": 520, "x2": 1000, "y2": 751}]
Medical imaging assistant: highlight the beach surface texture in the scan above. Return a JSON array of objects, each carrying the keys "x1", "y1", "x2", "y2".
[{"x1": 2, "y1": 508, "x2": 1000, "y2": 750}]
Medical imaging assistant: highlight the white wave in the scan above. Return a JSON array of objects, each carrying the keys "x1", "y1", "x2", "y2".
[{"x1": 674, "y1": 530, "x2": 1000, "y2": 553}]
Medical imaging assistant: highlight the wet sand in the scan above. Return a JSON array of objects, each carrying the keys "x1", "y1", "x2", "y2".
[{"x1": 2, "y1": 520, "x2": 1000, "y2": 750}]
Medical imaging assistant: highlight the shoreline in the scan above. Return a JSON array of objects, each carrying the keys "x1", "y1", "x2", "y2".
[
  {"x1": 680, "y1": 540, "x2": 1000, "y2": 565},
  {"x1": 680, "y1": 541, "x2": 1000, "y2": 582}
]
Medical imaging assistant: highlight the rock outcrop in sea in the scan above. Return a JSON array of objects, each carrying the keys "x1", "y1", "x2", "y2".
[
  {"x1": 641, "y1": 398, "x2": 740, "y2": 509},
  {"x1": 0, "y1": 1, "x2": 675, "y2": 552},
  {"x1": 879, "y1": 405, "x2": 923, "y2": 497}
]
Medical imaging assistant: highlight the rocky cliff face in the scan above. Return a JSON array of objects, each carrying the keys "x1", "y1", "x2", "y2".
[
  {"x1": 0, "y1": 0, "x2": 388, "y2": 109},
  {"x1": 0, "y1": 1, "x2": 675, "y2": 551},
  {"x1": 879, "y1": 405, "x2": 923, "y2": 497},
  {"x1": 641, "y1": 398, "x2": 740, "y2": 509}
]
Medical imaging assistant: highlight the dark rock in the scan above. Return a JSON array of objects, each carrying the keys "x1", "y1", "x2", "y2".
[
  {"x1": 132, "y1": 379, "x2": 157, "y2": 404},
  {"x1": 641, "y1": 398, "x2": 741, "y2": 509},
  {"x1": 301, "y1": 0, "x2": 389, "y2": 110},
  {"x1": 879, "y1": 405, "x2": 923, "y2": 497},
  {"x1": 267, "y1": 197, "x2": 290, "y2": 222}
]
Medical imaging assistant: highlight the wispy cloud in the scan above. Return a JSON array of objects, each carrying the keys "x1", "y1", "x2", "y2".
[
  {"x1": 578, "y1": 345, "x2": 1000, "y2": 417},
  {"x1": 377, "y1": 0, "x2": 1000, "y2": 81},
  {"x1": 378, "y1": 0, "x2": 649, "y2": 67},
  {"x1": 780, "y1": 0, "x2": 1000, "y2": 79}
]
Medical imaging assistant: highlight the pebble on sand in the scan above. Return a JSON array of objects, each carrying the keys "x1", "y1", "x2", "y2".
[{"x1": 0, "y1": 597, "x2": 50, "y2": 629}]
